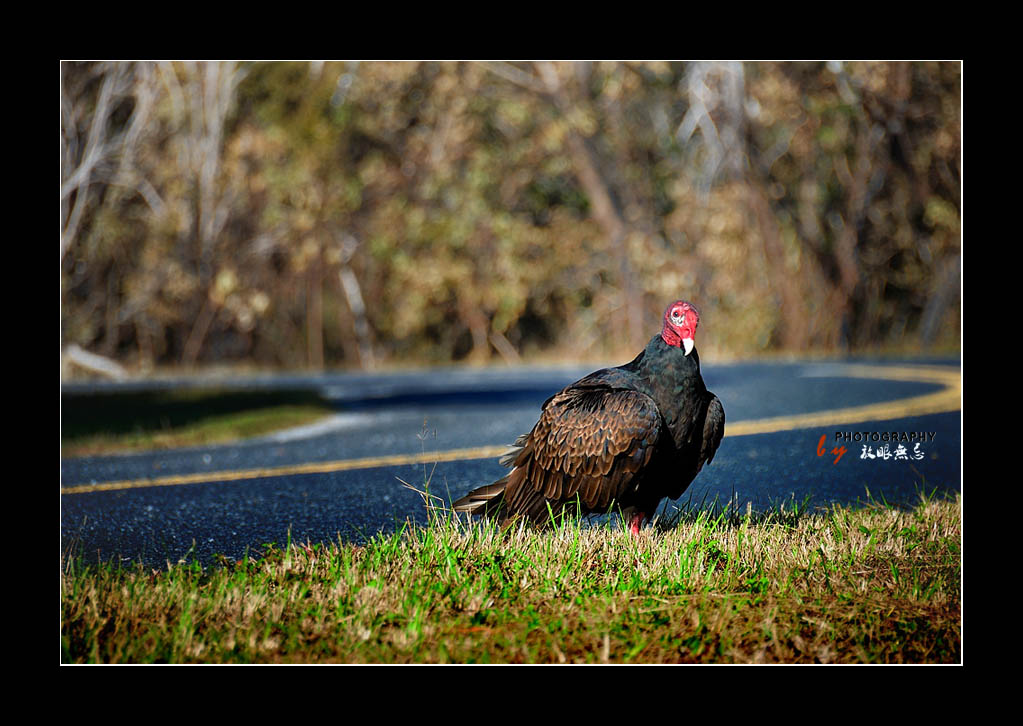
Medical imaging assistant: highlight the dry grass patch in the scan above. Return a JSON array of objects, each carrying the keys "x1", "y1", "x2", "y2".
[{"x1": 61, "y1": 493, "x2": 961, "y2": 663}]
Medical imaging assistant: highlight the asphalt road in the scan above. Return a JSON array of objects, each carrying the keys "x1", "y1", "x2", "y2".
[{"x1": 60, "y1": 357, "x2": 961, "y2": 568}]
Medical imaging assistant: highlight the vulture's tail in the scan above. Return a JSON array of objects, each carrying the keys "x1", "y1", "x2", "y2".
[
  {"x1": 451, "y1": 434, "x2": 528, "y2": 519},
  {"x1": 451, "y1": 476, "x2": 508, "y2": 518}
]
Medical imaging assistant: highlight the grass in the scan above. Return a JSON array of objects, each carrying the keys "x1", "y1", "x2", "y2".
[
  {"x1": 60, "y1": 489, "x2": 961, "y2": 664},
  {"x1": 60, "y1": 389, "x2": 335, "y2": 457}
]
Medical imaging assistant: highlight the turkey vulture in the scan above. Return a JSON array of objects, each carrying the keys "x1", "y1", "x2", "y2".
[{"x1": 452, "y1": 300, "x2": 725, "y2": 534}]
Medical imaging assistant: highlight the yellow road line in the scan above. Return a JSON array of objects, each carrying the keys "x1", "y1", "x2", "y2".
[
  {"x1": 725, "y1": 364, "x2": 961, "y2": 437},
  {"x1": 62, "y1": 364, "x2": 960, "y2": 496},
  {"x1": 62, "y1": 445, "x2": 511, "y2": 495}
]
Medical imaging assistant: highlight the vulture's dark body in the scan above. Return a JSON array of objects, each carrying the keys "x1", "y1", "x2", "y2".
[{"x1": 452, "y1": 333, "x2": 725, "y2": 527}]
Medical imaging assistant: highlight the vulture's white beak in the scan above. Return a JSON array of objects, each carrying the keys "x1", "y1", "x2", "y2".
[{"x1": 682, "y1": 338, "x2": 694, "y2": 356}]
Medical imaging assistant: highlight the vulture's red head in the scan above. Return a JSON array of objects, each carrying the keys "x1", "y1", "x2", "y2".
[{"x1": 661, "y1": 300, "x2": 700, "y2": 356}]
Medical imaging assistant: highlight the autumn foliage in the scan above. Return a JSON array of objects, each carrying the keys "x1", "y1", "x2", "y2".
[{"x1": 60, "y1": 61, "x2": 961, "y2": 373}]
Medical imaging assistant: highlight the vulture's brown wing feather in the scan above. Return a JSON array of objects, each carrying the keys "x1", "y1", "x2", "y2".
[{"x1": 502, "y1": 387, "x2": 663, "y2": 522}]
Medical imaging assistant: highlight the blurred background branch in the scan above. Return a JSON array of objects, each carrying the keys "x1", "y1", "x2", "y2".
[{"x1": 60, "y1": 61, "x2": 961, "y2": 377}]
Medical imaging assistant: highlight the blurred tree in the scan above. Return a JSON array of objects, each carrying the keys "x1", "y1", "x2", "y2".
[
  {"x1": 60, "y1": 61, "x2": 961, "y2": 376},
  {"x1": 743, "y1": 61, "x2": 961, "y2": 350}
]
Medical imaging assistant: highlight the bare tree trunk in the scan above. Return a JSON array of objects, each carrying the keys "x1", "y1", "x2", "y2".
[
  {"x1": 61, "y1": 62, "x2": 161, "y2": 263},
  {"x1": 676, "y1": 62, "x2": 747, "y2": 189},
  {"x1": 182, "y1": 295, "x2": 216, "y2": 367},
  {"x1": 135, "y1": 317, "x2": 154, "y2": 371},
  {"x1": 61, "y1": 63, "x2": 122, "y2": 262},
  {"x1": 338, "y1": 234, "x2": 376, "y2": 369},
  {"x1": 102, "y1": 273, "x2": 119, "y2": 357},
  {"x1": 489, "y1": 330, "x2": 521, "y2": 364},
  {"x1": 161, "y1": 61, "x2": 242, "y2": 366},
  {"x1": 746, "y1": 180, "x2": 809, "y2": 349},
  {"x1": 176, "y1": 61, "x2": 241, "y2": 281},
  {"x1": 919, "y1": 253, "x2": 960, "y2": 347},
  {"x1": 64, "y1": 344, "x2": 128, "y2": 380},
  {"x1": 307, "y1": 254, "x2": 324, "y2": 369},
  {"x1": 461, "y1": 304, "x2": 492, "y2": 364},
  {"x1": 534, "y1": 62, "x2": 640, "y2": 349},
  {"x1": 832, "y1": 112, "x2": 889, "y2": 348}
]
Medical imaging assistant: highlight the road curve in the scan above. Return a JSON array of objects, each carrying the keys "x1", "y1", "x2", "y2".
[
  {"x1": 60, "y1": 359, "x2": 961, "y2": 567},
  {"x1": 62, "y1": 362, "x2": 959, "y2": 495}
]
